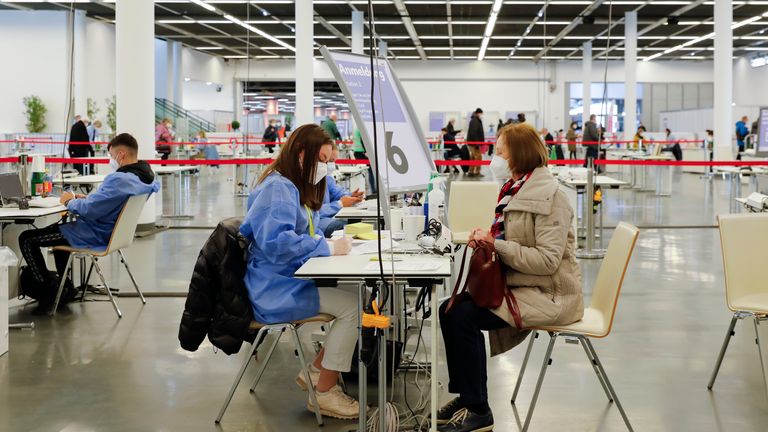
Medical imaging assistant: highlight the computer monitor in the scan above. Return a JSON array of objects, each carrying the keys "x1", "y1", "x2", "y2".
[
  {"x1": 756, "y1": 107, "x2": 768, "y2": 158},
  {"x1": 0, "y1": 173, "x2": 25, "y2": 205}
]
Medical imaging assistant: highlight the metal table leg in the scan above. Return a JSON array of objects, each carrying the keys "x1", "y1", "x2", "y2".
[
  {"x1": 161, "y1": 172, "x2": 193, "y2": 219},
  {"x1": 430, "y1": 280, "x2": 439, "y2": 432},
  {"x1": 358, "y1": 281, "x2": 368, "y2": 432}
]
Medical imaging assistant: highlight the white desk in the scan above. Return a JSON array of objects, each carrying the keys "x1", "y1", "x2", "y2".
[
  {"x1": 630, "y1": 154, "x2": 673, "y2": 196},
  {"x1": 719, "y1": 167, "x2": 767, "y2": 213},
  {"x1": 2, "y1": 205, "x2": 68, "y2": 342},
  {"x1": 296, "y1": 254, "x2": 451, "y2": 432},
  {"x1": 560, "y1": 175, "x2": 627, "y2": 188},
  {"x1": 54, "y1": 174, "x2": 106, "y2": 193},
  {"x1": 336, "y1": 165, "x2": 367, "y2": 193},
  {"x1": 154, "y1": 165, "x2": 199, "y2": 219},
  {"x1": 558, "y1": 175, "x2": 627, "y2": 251},
  {"x1": 71, "y1": 157, "x2": 109, "y2": 175},
  {"x1": 334, "y1": 202, "x2": 384, "y2": 225},
  {"x1": 0, "y1": 206, "x2": 66, "y2": 221}
]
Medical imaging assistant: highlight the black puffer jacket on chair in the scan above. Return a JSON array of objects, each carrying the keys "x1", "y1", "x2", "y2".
[{"x1": 178, "y1": 217, "x2": 255, "y2": 355}]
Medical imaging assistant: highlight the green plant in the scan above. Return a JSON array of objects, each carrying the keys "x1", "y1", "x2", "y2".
[
  {"x1": 22, "y1": 95, "x2": 47, "y2": 133},
  {"x1": 105, "y1": 95, "x2": 117, "y2": 133},
  {"x1": 231, "y1": 120, "x2": 241, "y2": 131},
  {"x1": 87, "y1": 97, "x2": 100, "y2": 120}
]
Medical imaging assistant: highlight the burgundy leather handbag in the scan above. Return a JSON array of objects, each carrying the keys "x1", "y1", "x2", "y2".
[{"x1": 446, "y1": 239, "x2": 524, "y2": 328}]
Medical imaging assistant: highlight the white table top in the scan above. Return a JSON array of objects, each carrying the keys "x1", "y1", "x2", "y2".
[
  {"x1": 153, "y1": 165, "x2": 200, "y2": 174},
  {"x1": 631, "y1": 154, "x2": 674, "y2": 161},
  {"x1": 337, "y1": 165, "x2": 366, "y2": 175},
  {"x1": 716, "y1": 166, "x2": 768, "y2": 175},
  {"x1": 560, "y1": 175, "x2": 628, "y2": 187},
  {"x1": 335, "y1": 206, "x2": 381, "y2": 219},
  {"x1": 54, "y1": 174, "x2": 106, "y2": 185},
  {"x1": 0, "y1": 205, "x2": 66, "y2": 219},
  {"x1": 296, "y1": 254, "x2": 451, "y2": 279}
]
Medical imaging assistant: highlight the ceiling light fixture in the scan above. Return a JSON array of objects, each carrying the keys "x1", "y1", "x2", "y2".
[
  {"x1": 224, "y1": 14, "x2": 296, "y2": 51},
  {"x1": 478, "y1": 0, "x2": 504, "y2": 61},
  {"x1": 190, "y1": 0, "x2": 216, "y2": 12},
  {"x1": 645, "y1": 12, "x2": 768, "y2": 62}
]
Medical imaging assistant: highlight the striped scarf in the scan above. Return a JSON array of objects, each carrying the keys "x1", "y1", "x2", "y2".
[{"x1": 490, "y1": 172, "x2": 531, "y2": 239}]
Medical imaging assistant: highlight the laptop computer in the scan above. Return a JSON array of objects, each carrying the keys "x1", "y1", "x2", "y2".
[
  {"x1": 0, "y1": 173, "x2": 61, "y2": 208},
  {"x1": 0, "y1": 173, "x2": 25, "y2": 206}
]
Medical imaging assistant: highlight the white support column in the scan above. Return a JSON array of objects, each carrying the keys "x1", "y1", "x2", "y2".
[
  {"x1": 165, "y1": 41, "x2": 174, "y2": 102},
  {"x1": 582, "y1": 42, "x2": 592, "y2": 126},
  {"x1": 378, "y1": 40, "x2": 388, "y2": 58},
  {"x1": 624, "y1": 11, "x2": 637, "y2": 141},
  {"x1": 116, "y1": 0, "x2": 156, "y2": 225},
  {"x1": 172, "y1": 41, "x2": 184, "y2": 107},
  {"x1": 71, "y1": 10, "x2": 87, "y2": 121},
  {"x1": 352, "y1": 10, "x2": 364, "y2": 55},
  {"x1": 295, "y1": 0, "x2": 314, "y2": 126},
  {"x1": 234, "y1": 80, "x2": 244, "y2": 127},
  {"x1": 714, "y1": 0, "x2": 734, "y2": 161}
]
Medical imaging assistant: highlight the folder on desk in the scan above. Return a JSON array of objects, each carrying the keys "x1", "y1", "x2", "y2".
[{"x1": 345, "y1": 222, "x2": 373, "y2": 236}]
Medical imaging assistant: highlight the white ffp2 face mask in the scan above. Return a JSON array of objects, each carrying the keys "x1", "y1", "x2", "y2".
[
  {"x1": 313, "y1": 162, "x2": 328, "y2": 185},
  {"x1": 109, "y1": 156, "x2": 120, "y2": 171},
  {"x1": 489, "y1": 154, "x2": 511, "y2": 179},
  {"x1": 326, "y1": 162, "x2": 337, "y2": 173}
]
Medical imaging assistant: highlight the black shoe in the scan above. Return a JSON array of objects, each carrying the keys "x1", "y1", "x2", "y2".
[
  {"x1": 437, "y1": 398, "x2": 464, "y2": 425},
  {"x1": 437, "y1": 408, "x2": 494, "y2": 432}
]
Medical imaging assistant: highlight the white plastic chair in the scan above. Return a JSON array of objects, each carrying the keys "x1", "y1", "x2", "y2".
[
  {"x1": 511, "y1": 222, "x2": 639, "y2": 432},
  {"x1": 51, "y1": 194, "x2": 150, "y2": 318},
  {"x1": 708, "y1": 214, "x2": 768, "y2": 397},
  {"x1": 447, "y1": 181, "x2": 499, "y2": 244},
  {"x1": 215, "y1": 313, "x2": 335, "y2": 426}
]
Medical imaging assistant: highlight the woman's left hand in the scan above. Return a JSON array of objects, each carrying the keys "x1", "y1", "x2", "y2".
[{"x1": 470, "y1": 228, "x2": 495, "y2": 245}]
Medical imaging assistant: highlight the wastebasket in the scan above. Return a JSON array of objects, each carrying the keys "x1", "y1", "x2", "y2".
[{"x1": 0, "y1": 246, "x2": 19, "y2": 357}]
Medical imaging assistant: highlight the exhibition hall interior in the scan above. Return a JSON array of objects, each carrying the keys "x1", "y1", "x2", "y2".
[{"x1": 1, "y1": 0, "x2": 768, "y2": 431}]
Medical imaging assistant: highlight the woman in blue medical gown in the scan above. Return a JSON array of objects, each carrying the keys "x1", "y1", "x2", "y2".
[{"x1": 241, "y1": 124, "x2": 361, "y2": 420}]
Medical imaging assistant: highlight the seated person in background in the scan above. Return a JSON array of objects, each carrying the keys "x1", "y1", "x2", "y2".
[
  {"x1": 241, "y1": 124, "x2": 360, "y2": 420},
  {"x1": 436, "y1": 123, "x2": 583, "y2": 432},
  {"x1": 443, "y1": 127, "x2": 462, "y2": 174},
  {"x1": 662, "y1": 128, "x2": 683, "y2": 161},
  {"x1": 19, "y1": 133, "x2": 159, "y2": 314},
  {"x1": 318, "y1": 144, "x2": 364, "y2": 238}
]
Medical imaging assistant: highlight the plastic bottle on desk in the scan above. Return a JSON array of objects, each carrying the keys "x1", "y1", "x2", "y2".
[{"x1": 427, "y1": 177, "x2": 446, "y2": 224}]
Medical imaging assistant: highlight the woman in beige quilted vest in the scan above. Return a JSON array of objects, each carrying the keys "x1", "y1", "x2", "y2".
[{"x1": 436, "y1": 122, "x2": 584, "y2": 432}]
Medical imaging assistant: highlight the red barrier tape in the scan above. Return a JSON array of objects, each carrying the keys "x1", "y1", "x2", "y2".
[
  {"x1": 1, "y1": 138, "x2": 705, "y2": 147},
  {"x1": 16, "y1": 157, "x2": 766, "y2": 168}
]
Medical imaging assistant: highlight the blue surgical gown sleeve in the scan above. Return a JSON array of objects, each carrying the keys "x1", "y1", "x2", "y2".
[
  {"x1": 66, "y1": 175, "x2": 124, "y2": 219},
  {"x1": 319, "y1": 175, "x2": 349, "y2": 218},
  {"x1": 243, "y1": 178, "x2": 330, "y2": 265}
]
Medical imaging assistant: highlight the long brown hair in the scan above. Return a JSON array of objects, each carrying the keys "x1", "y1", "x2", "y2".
[
  {"x1": 498, "y1": 122, "x2": 548, "y2": 175},
  {"x1": 258, "y1": 124, "x2": 332, "y2": 210}
]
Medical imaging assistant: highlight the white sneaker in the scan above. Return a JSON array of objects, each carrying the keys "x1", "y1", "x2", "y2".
[
  {"x1": 307, "y1": 384, "x2": 360, "y2": 420},
  {"x1": 295, "y1": 363, "x2": 321, "y2": 391}
]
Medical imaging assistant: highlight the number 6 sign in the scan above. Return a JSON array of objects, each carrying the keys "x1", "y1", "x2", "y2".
[{"x1": 323, "y1": 47, "x2": 436, "y2": 194}]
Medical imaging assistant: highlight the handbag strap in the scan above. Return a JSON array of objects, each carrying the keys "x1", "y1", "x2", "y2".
[
  {"x1": 445, "y1": 240, "x2": 475, "y2": 312},
  {"x1": 504, "y1": 288, "x2": 524, "y2": 329}
]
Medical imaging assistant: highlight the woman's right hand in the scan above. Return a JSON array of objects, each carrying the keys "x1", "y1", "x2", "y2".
[{"x1": 331, "y1": 237, "x2": 352, "y2": 256}]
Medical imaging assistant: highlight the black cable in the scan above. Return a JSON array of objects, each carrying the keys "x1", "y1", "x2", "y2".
[
  {"x1": 598, "y1": 1, "x2": 614, "y2": 156},
  {"x1": 366, "y1": 0, "x2": 390, "y2": 310},
  {"x1": 403, "y1": 285, "x2": 430, "y2": 423}
]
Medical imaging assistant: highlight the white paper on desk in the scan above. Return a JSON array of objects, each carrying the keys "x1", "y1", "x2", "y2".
[
  {"x1": 350, "y1": 238, "x2": 399, "y2": 255},
  {"x1": 355, "y1": 199, "x2": 378, "y2": 210},
  {"x1": 363, "y1": 261, "x2": 441, "y2": 272}
]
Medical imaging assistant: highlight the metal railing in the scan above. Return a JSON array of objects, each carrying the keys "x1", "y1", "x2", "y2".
[{"x1": 155, "y1": 98, "x2": 216, "y2": 139}]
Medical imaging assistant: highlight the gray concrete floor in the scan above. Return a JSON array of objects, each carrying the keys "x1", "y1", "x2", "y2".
[{"x1": 2, "y1": 167, "x2": 768, "y2": 431}]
